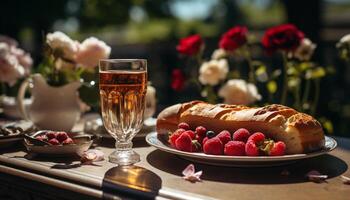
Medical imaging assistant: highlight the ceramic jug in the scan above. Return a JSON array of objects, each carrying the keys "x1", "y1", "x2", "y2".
[{"x1": 17, "y1": 74, "x2": 81, "y2": 131}]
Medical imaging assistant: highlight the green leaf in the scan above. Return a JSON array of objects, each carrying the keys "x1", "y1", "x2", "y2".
[
  {"x1": 255, "y1": 65, "x2": 268, "y2": 82},
  {"x1": 271, "y1": 69, "x2": 282, "y2": 79},
  {"x1": 320, "y1": 118, "x2": 334, "y2": 135},
  {"x1": 267, "y1": 81, "x2": 277, "y2": 94},
  {"x1": 287, "y1": 77, "x2": 300, "y2": 89}
]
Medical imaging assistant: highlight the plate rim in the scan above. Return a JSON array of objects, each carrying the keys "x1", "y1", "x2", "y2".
[{"x1": 146, "y1": 132, "x2": 337, "y2": 162}]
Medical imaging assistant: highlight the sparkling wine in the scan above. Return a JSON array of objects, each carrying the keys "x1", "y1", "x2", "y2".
[{"x1": 99, "y1": 70, "x2": 147, "y2": 142}]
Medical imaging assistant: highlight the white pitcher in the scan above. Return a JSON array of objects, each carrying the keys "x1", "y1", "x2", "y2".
[{"x1": 17, "y1": 73, "x2": 81, "y2": 131}]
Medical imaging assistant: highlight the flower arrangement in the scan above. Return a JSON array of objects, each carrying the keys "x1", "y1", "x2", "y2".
[
  {"x1": 39, "y1": 31, "x2": 111, "y2": 86},
  {"x1": 173, "y1": 24, "x2": 331, "y2": 117},
  {"x1": 0, "y1": 35, "x2": 32, "y2": 89}
]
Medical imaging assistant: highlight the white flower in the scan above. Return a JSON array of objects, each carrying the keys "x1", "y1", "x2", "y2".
[
  {"x1": 339, "y1": 34, "x2": 350, "y2": 45},
  {"x1": 76, "y1": 37, "x2": 111, "y2": 68},
  {"x1": 46, "y1": 31, "x2": 79, "y2": 60},
  {"x1": 211, "y1": 49, "x2": 227, "y2": 60},
  {"x1": 292, "y1": 38, "x2": 316, "y2": 61},
  {"x1": 145, "y1": 84, "x2": 156, "y2": 119},
  {"x1": 218, "y1": 79, "x2": 261, "y2": 105},
  {"x1": 0, "y1": 43, "x2": 25, "y2": 86},
  {"x1": 199, "y1": 59, "x2": 228, "y2": 86}
]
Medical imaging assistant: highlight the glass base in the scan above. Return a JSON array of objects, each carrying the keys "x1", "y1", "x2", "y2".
[{"x1": 109, "y1": 143, "x2": 140, "y2": 166}]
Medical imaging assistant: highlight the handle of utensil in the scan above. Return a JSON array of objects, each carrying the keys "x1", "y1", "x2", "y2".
[{"x1": 17, "y1": 77, "x2": 30, "y2": 120}]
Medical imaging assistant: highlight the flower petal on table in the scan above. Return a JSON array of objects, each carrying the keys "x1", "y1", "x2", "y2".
[
  {"x1": 306, "y1": 170, "x2": 328, "y2": 183},
  {"x1": 341, "y1": 175, "x2": 350, "y2": 185},
  {"x1": 182, "y1": 164, "x2": 202, "y2": 183}
]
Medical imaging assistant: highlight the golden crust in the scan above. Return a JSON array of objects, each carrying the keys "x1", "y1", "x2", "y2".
[{"x1": 156, "y1": 101, "x2": 325, "y2": 154}]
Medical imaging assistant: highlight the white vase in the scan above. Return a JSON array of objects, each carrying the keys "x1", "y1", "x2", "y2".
[{"x1": 17, "y1": 74, "x2": 82, "y2": 131}]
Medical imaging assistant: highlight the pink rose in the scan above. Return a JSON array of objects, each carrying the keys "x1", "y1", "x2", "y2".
[
  {"x1": 10, "y1": 46, "x2": 33, "y2": 75},
  {"x1": 0, "y1": 43, "x2": 25, "y2": 86},
  {"x1": 76, "y1": 37, "x2": 111, "y2": 68}
]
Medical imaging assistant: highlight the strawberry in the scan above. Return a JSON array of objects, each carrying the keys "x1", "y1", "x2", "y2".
[
  {"x1": 62, "y1": 138, "x2": 74, "y2": 145},
  {"x1": 216, "y1": 130, "x2": 231, "y2": 145},
  {"x1": 48, "y1": 138, "x2": 60, "y2": 145},
  {"x1": 232, "y1": 128, "x2": 250, "y2": 142},
  {"x1": 169, "y1": 129, "x2": 185, "y2": 147},
  {"x1": 247, "y1": 132, "x2": 265, "y2": 144},
  {"x1": 245, "y1": 140, "x2": 259, "y2": 156},
  {"x1": 175, "y1": 132, "x2": 193, "y2": 152},
  {"x1": 46, "y1": 131, "x2": 57, "y2": 140},
  {"x1": 184, "y1": 130, "x2": 196, "y2": 139},
  {"x1": 195, "y1": 126, "x2": 207, "y2": 143},
  {"x1": 203, "y1": 137, "x2": 223, "y2": 155},
  {"x1": 56, "y1": 132, "x2": 68, "y2": 143},
  {"x1": 178, "y1": 122, "x2": 190, "y2": 130},
  {"x1": 224, "y1": 141, "x2": 246, "y2": 156},
  {"x1": 202, "y1": 137, "x2": 209, "y2": 146},
  {"x1": 269, "y1": 141, "x2": 286, "y2": 156}
]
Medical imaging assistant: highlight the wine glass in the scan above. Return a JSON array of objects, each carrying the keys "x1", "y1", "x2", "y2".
[{"x1": 99, "y1": 59, "x2": 147, "y2": 165}]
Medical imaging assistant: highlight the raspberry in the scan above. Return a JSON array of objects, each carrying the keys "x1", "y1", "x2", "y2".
[
  {"x1": 195, "y1": 126, "x2": 207, "y2": 138},
  {"x1": 224, "y1": 141, "x2": 246, "y2": 156},
  {"x1": 48, "y1": 138, "x2": 60, "y2": 145},
  {"x1": 62, "y1": 138, "x2": 74, "y2": 145},
  {"x1": 175, "y1": 132, "x2": 193, "y2": 152},
  {"x1": 178, "y1": 122, "x2": 190, "y2": 130},
  {"x1": 203, "y1": 137, "x2": 223, "y2": 155},
  {"x1": 269, "y1": 141, "x2": 286, "y2": 156},
  {"x1": 169, "y1": 129, "x2": 185, "y2": 147},
  {"x1": 202, "y1": 137, "x2": 209, "y2": 146},
  {"x1": 245, "y1": 140, "x2": 259, "y2": 156},
  {"x1": 183, "y1": 130, "x2": 196, "y2": 139},
  {"x1": 232, "y1": 128, "x2": 250, "y2": 142},
  {"x1": 216, "y1": 130, "x2": 231, "y2": 145},
  {"x1": 247, "y1": 132, "x2": 265, "y2": 144},
  {"x1": 46, "y1": 131, "x2": 57, "y2": 139},
  {"x1": 56, "y1": 132, "x2": 68, "y2": 143}
]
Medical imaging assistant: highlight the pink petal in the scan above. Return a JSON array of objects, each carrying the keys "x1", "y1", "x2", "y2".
[
  {"x1": 182, "y1": 164, "x2": 195, "y2": 177},
  {"x1": 81, "y1": 149, "x2": 104, "y2": 164}
]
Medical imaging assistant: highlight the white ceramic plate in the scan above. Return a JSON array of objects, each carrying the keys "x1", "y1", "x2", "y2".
[{"x1": 146, "y1": 132, "x2": 337, "y2": 167}]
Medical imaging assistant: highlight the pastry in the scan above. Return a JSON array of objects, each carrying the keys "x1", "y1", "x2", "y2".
[{"x1": 156, "y1": 101, "x2": 325, "y2": 154}]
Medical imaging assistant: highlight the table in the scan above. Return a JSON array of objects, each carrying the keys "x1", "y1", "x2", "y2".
[{"x1": 0, "y1": 130, "x2": 350, "y2": 200}]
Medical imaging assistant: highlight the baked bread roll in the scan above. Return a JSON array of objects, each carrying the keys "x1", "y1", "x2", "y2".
[{"x1": 156, "y1": 101, "x2": 325, "y2": 154}]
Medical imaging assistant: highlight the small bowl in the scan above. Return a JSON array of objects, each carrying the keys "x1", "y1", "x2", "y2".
[{"x1": 24, "y1": 130, "x2": 93, "y2": 156}]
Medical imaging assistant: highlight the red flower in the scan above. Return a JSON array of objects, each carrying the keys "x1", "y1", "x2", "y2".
[
  {"x1": 262, "y1": 24, "x2": 304, "y2": 54},
  {"x1": 171, "y1": 69, "x2": 185, "y2": 91},
  {"x1": 176, "y1": 34, "x2": 203, "y2": 56},
  {"x1": 219, "y1": 26, "x2": 248, "y2": 51}
]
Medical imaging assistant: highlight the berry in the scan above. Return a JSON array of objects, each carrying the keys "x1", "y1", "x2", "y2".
[
  {"x1": 232, "y1": 128, "x2": 250, "y2": 142},
  {"x1": 269, "y1": 141, "x2": 286, "y2": 156},
  {"x1": 195, "y1": 126, "x2": 207, "y2": 138},
  {"x1": 224, "y1": 141, "x2": 246, "y2": 156},
  {"x1": 169, "y1": 129, "x2": 185, "y2": 147},
  {"x1": 175, "y1": 132, "x2": 193, "y2": 152},
  {"x1": 46, "y1": 131, "x2": 57, "y2": 139},
  {"x1": 36, "y1": 135, "x2": 47, "y2": 141},
  {"x1": 183, "y1": 130, "x2": 196, "y2": 139},
  {"x1": 203, "y1": 137, "x2": 223, "y2": 155},
  {"x1": 202, "y1": 137, "x2": 209, "y2": 146},
  {"x1": 216, "y1": 130, "x2": 231, "y2": 145},
  {"x1": 245, "y1": 140, "x2": 259, "y2": 156},
  {"x1": 247, "y1": 132, "x2": 265, "y2": 144},
  {"x1": 56, "y1": 132, "x2": 68, "y2": 143},
  {"x1": 178, "y1": 122, "x2": 190, "y2": 130},
  {"x1": 48, "y1": 138, "x2": 60, "y2": 145},
  {"x1": 62, "y1": 138, "x2": 74, "y2": 145},
  {"x1": 206, "y1": 131, "x2": 216, "y2": 138}
]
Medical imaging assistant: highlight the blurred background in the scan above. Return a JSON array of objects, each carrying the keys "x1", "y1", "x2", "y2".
[{"x1": 1, "y1": 0, "x2": 350, "y2": 137}]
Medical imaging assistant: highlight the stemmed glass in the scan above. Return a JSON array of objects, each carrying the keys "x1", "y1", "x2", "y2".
[{"x1": 99, "y1": 59, "x2": 147, "y2": 165}]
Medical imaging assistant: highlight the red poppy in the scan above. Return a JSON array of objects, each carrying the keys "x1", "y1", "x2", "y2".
[
  {"x1": 171, "y1": 69, "x2": 185, "y2": 91},
  {"x1": 219, "y1": 26, "x2": 248, "y2": 51},
  {"x1": 176, "y1": 34, "x2": 203, "y2": 56},
  {"x1": 262, "y1": 24, "x2": 304, "y2": 54}
]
